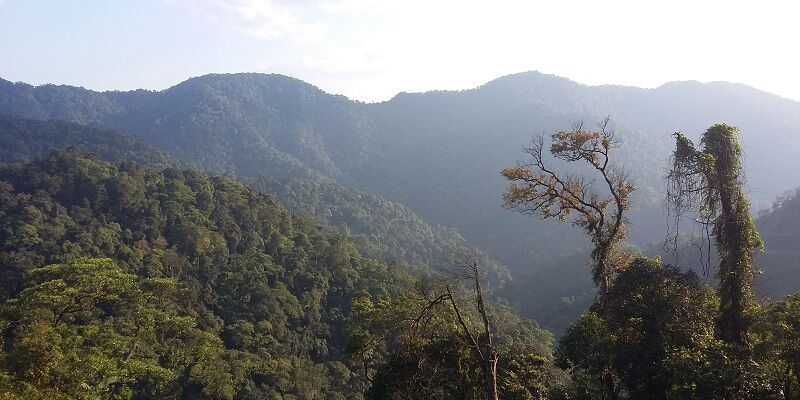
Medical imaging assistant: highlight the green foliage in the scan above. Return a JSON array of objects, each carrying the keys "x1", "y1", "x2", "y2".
[
  {"x1": 753, "y1": 293, "x2": 800, "y2": 398},
  {"x1": 556, "y1": 258, "x2": 719, "y2": 399},
  {"x1": 0, "y1": 149, "x2": 427, "y2": 399},
  {"x1": 350, "y1": 280, "x2": 557, "y2": 399},
  {"x1": 0, "y1": 115, "x2": 179, "y2": 168},
  {"x1": 0, "y1": 258, "x2": 199, "y2": 399},
  {"x1": 554, "y1": 256, "x2": 800, "y2": 399},
  {"x1": 669, "y1": 125, "x2": 763, "y2": 348},
  {"x1": 249, "y1": 176, "x2": 510, "y2": 285},
  {"x1": 3, "y1": 73, "x2": 800, "y2": 333},
  {"x1": 596, "y1": 257, "x2": 720, "y2": 399}
]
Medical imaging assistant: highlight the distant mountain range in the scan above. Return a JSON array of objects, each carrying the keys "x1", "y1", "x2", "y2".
[{"x1": 2, "y1": 71, "x2": 799, "y2": 331}]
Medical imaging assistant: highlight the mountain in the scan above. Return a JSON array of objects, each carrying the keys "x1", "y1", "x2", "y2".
[
  {"x1": 0, "y1": 149, "x2": 550, "y2": 398},
  {"x1": 0, "y1": 149, "x2": 392, "y2": 397},
  {"x1": 247, "y1": 176, "x2": 509, "y2": 286},
  {"x1": 753, "y1": 189, "x2": 800, "y2": 299},
  {"x1": 0, "y1": 114, "x2": 503, "y2": 287},
  {"x1": 2, "y1": 72, "x2": 800, "y2": 329},
  {"x1": 0, "y1": 114, "x2": 179, "y2": 167},
  {"x1": 0, "y1": 74, "x2": 371, "y2": 181}
]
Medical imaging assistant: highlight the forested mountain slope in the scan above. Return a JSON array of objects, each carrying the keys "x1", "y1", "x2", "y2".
[
  {"x1": 0, "y1": 149, "x2": 384, "y2": 398},
  {"x1": 0, "y1": 115, "x2": 179, "y2": 167},
  {"x1": 0, "y1": 115, "x2": 498, "y2": 284},
  {"x1": 247, "y1": 177, "x2": 509, "y2": 286},
  {"x1": 753, "y1": 189, "x2": 800, "y2": 299},
  {"x1": 3, "y1": 72, "x2": 800, "y2": 327},
  {"x1": 0, "y1": 74, "x2": 371, "y2": 181},
  {"x1": 0, "y1": 150, "x2": 549, "y2": 398}
]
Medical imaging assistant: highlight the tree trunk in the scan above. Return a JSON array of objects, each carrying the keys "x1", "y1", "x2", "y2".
[
  {"x1": 484, "y1": 349, "x2": 499, "y2": 400},
  {"x1": 474, "y1": 265, "x2": 499, "y2": 400},
  {"x1": 714, "y1": 139, "x2": 752, "y2": 349}
]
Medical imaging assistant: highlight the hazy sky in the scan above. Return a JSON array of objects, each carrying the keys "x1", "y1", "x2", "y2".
[{"x1": 1, "y1": 0, "x2": 798, "y2": 102}]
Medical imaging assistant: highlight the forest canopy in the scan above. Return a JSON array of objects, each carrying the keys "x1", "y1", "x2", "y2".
[
  {"x1": 0, "y1": 150, "x2": 550, "y2": 399},
  {"x1": 0, "y1": 73, "x2": 799, "y2": 399}
]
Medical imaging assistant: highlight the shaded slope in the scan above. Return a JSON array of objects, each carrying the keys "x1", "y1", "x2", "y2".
[
  {"x1": 248, "y1": 176, "x2": 510, "y2": 287},
  {"x1": 755, "y1": 189, "x2": 800, "y2": 298},
  {"x1": 0, "y1": 74, "x2": 372, "y2": 180},
  {"x1": 0, "y1": 114, "x2": 179, "y2": 167},
  {"x1": 0, "y1": 112, "x2": 503, "y2": 285}
]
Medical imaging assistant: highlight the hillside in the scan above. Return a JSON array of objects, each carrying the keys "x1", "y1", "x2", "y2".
[
  {"x1": 3, "y1": 72, "x2": 800, "y2": 326},
  {"x1": 0, "y1": 74, "x2": 370, "y2": 180},
  {"x1": 0, "y1": 115, "x2": 179, "y2": 167},
  {"x1": 0, "y1": 114, "x2": 497, "y2": 285},
  {"x1": 247, "y1": 177, "x2": 509, "y2": 286},
  {"x1": 0, "y1": 150, "x2": 551, "y2": 398},
  {"x1": 754, "y1": 189, "x2": 800, "y2": 298},
  {"x1": 0, "y1": 149, "x2": 389, "y2": 397}
]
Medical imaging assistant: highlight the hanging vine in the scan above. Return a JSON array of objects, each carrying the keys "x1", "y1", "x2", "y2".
[{"x1": 666, "y1": 124, "x2": 763, "y2": 348}]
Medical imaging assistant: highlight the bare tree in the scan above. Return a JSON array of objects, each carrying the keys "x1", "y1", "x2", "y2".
[
  {"x1": 501, "y1": 118, "x2": 636, "y2": 293},
  {"x1": 443, "y1": 249, "x2": 499, "y2": 400}
]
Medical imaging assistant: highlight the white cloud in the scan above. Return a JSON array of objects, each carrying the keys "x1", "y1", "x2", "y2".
[{"x1": 167, "y1": 0, "x2": 329, "y2": 43}]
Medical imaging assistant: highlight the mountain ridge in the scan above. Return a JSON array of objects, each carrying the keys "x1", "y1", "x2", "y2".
[
  {"x1": 4, "y1": 70, "x2": 798, "y2": 107},
  {"x1": 3, "y1": 70, "x2": 800, "y2": 331}
]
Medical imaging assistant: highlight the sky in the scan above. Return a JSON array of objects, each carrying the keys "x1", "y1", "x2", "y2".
[{"x1": 0, "y1": 0, "x2": 798, "y2": 102}]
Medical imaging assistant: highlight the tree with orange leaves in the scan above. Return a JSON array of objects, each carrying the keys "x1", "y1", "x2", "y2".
[{"x1": 501, "y1": 118, "x2": 636, "y2": 293}]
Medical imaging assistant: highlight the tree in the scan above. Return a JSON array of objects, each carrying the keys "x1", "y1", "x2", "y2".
[
  {"x1": 350, "y1": 250, "x2": 555, "y2": 400},
  {"x1": 444, "y1": 251, "x2": 500, "y2": 400},
  {"x1": 350, "y1": 274, "x2": 487, "y2": 400},
  {"x1": 666, "y1": 124, "x2": 763, "y2": 349},
  {"x1": 753, "y1": 293, "x2": 800, "y2": 399},
  {"x1": 554, "y1": 311, "x2": 617, "y2": 399},
  {"x1": 0, "y1": 258, "x2": 188, "y2": 399},
  {"x1": 555, "y1": 257, "x2": 723, "y2": 400},
  {"x1": 596, "y1": 257, "x2": 719, "y2": 399},
  {"x1": 501, "y1": 119, "x2": 635, "y2": 293}
]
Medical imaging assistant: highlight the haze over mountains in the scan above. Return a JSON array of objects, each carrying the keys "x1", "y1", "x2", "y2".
[{"x1": 2, "y1": 71, "x2": 800, "y2": 331}]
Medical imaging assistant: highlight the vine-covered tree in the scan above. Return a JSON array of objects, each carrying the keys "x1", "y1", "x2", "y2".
[
  {"x1": 666, "y1": 124, "x2": 768, "y2": 399},
  {"x1": 666, "y1": 124, "x2": 763, "y2": 348},
  {"x1": 501, "y1": 119, "x2": 636, "y2": 293}
]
